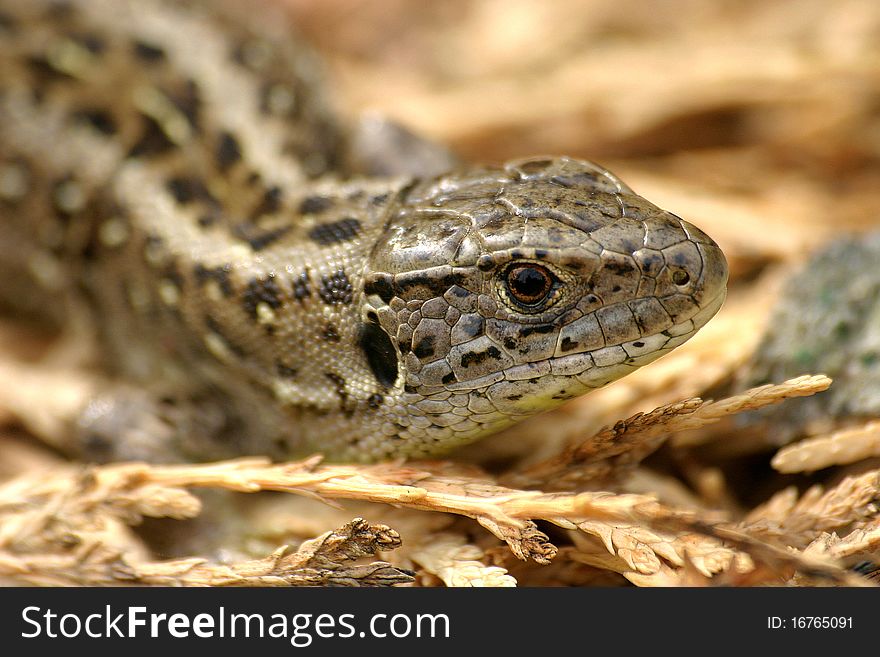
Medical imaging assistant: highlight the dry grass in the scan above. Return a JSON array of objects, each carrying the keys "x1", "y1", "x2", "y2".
[{"x1": 3, "y1": 0, "x2": 880, "y2": 586}]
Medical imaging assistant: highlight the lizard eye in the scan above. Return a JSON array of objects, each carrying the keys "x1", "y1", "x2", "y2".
[{"x1": 504, "y1": 263, "x2": 556, "y2": 308}]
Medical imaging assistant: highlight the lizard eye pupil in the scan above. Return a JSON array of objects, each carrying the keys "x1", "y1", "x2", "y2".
[{"x1": 505, "y1": 264, "x2": 553, "y2": 306}]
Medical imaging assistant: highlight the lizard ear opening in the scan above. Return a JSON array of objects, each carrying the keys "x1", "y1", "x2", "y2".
[{"x1": 360, "y1": 315, "x2": 399, "y2": 389}]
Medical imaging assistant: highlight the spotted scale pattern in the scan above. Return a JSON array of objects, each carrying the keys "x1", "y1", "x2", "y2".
[{"x1": 0, "y1": 0, "x2": 728, "y2": 462}]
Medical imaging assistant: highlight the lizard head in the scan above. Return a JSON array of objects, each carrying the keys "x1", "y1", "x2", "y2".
[{"x1": 361, "y1": 156, "x2": 727, "y2": 457}]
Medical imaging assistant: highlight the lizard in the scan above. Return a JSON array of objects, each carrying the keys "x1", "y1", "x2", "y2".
[{"x1": 0, "y1": 0, "x2": 728, "y2": 463}]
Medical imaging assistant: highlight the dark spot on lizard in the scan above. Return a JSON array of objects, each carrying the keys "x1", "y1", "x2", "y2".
[
  {"x1": 161, "y1": 260, "x2": 185, "y2": 291},
  {"x1": 130, "y1": 81, "x2": 202, "y2": 156},
  {"x1": 170, "y1": 79, "x2": 201, "y2": 131},
  {"x1": 128, "y1": 116, "x2": 175, "y2": 157},
  {"x1": 603, "y1": 260, "x2": 636, "y2": 276},
  {"x1": 360, "y1": 317, "x2": 399, "y2": 389},
  {"x1": 559, "y1": 337, "x2": 579, "y2": 353},
  {"x1": 364, "y1": 275, "x2": 394, "y2": 304},
  {"x1": 250, "y1": 185, "x2": 283, "y2": 219},
  {"x1": 230, "y1": 42, "x2": 250, "y2": 68},
  {"x1": 633, "y1": 341, "x2": 644, "y2": 348},
  {"x1": 325, "y1": 372, "x2": 350, "y2": 410},
  {"x1": 276, "y1": 363, "x2": 299, "y2": 379},
  {"x1": 132, "y1": 40, "x2": 166, "y2": 63},
  {"x1": 233, "y1": 223, "x2": 291, "y2": 251},
  {"x1": 71, "y1": 108, "x2": 117, "y2": 136},
  {"x1": 292, "y1": 269, "x2": 311, "y2": 301},
  {"x1": 393, "y1": 270, "x2": 466, "y2": 299},
  {"x1": 322, "y1": 323, "x2": 341, "y2": 343},
  {"x1": 165, "y1": 176, "x2": 217, "y2": 206},
  {"x1": 215, "y1": 131, "x2": 242, "y2": 172},
  {"x1": 298, "y1": 195, "x2": 334, "y2": 215},
  {"x1": 67, "y1": 32, "x2": 105, "y2": 55},
  {"x1": 460, "y1": 346, "x2": 502, "y2": 368},
  {"x1": 307, "y1": 218, "x2": 361, "y2": 246},
  {"x1": 197, "y1": 213, "x2": 218, "y2": 228},
  {"x1": 442, "y1": 372, "x2": 457, "y2": 384},
  {"x1": 446, "y1": 285, "x2": 470, "y2": 299},
  {"x1": 519, "y1": 323, "x2": 554, "y2": 337},
  {"x1": 144, "y1": 232, "x2": 164, "y2": 252},
  {"x1": 242, "y1": 273, "x2": 282, "y2": 320},
  {"x1": 412, "y1": 335, "x2": 436, "y2": 360},
  {"x1": 27, "y1": 55, "x2": 74, "y2": 83},
  {"x1": 194, "y1": 263, "x2": 233, "y2": 297},
  {"x1": 318, "y1": 270, "x2": 354, "y2": 305},
  {"x1": 455, "y1": 315, "x2": 484, "y2": 340},
  {"x1": 367, "y1": 394, "x2": 384, "y2": 409},
  {"x1": 0, "y1": 11, "x2": 17, "y2": 33}
]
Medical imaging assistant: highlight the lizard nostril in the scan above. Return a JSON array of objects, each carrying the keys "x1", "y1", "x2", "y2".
[{"x1": 672, "y1": 270, "x2": 690, "y2": 286}]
